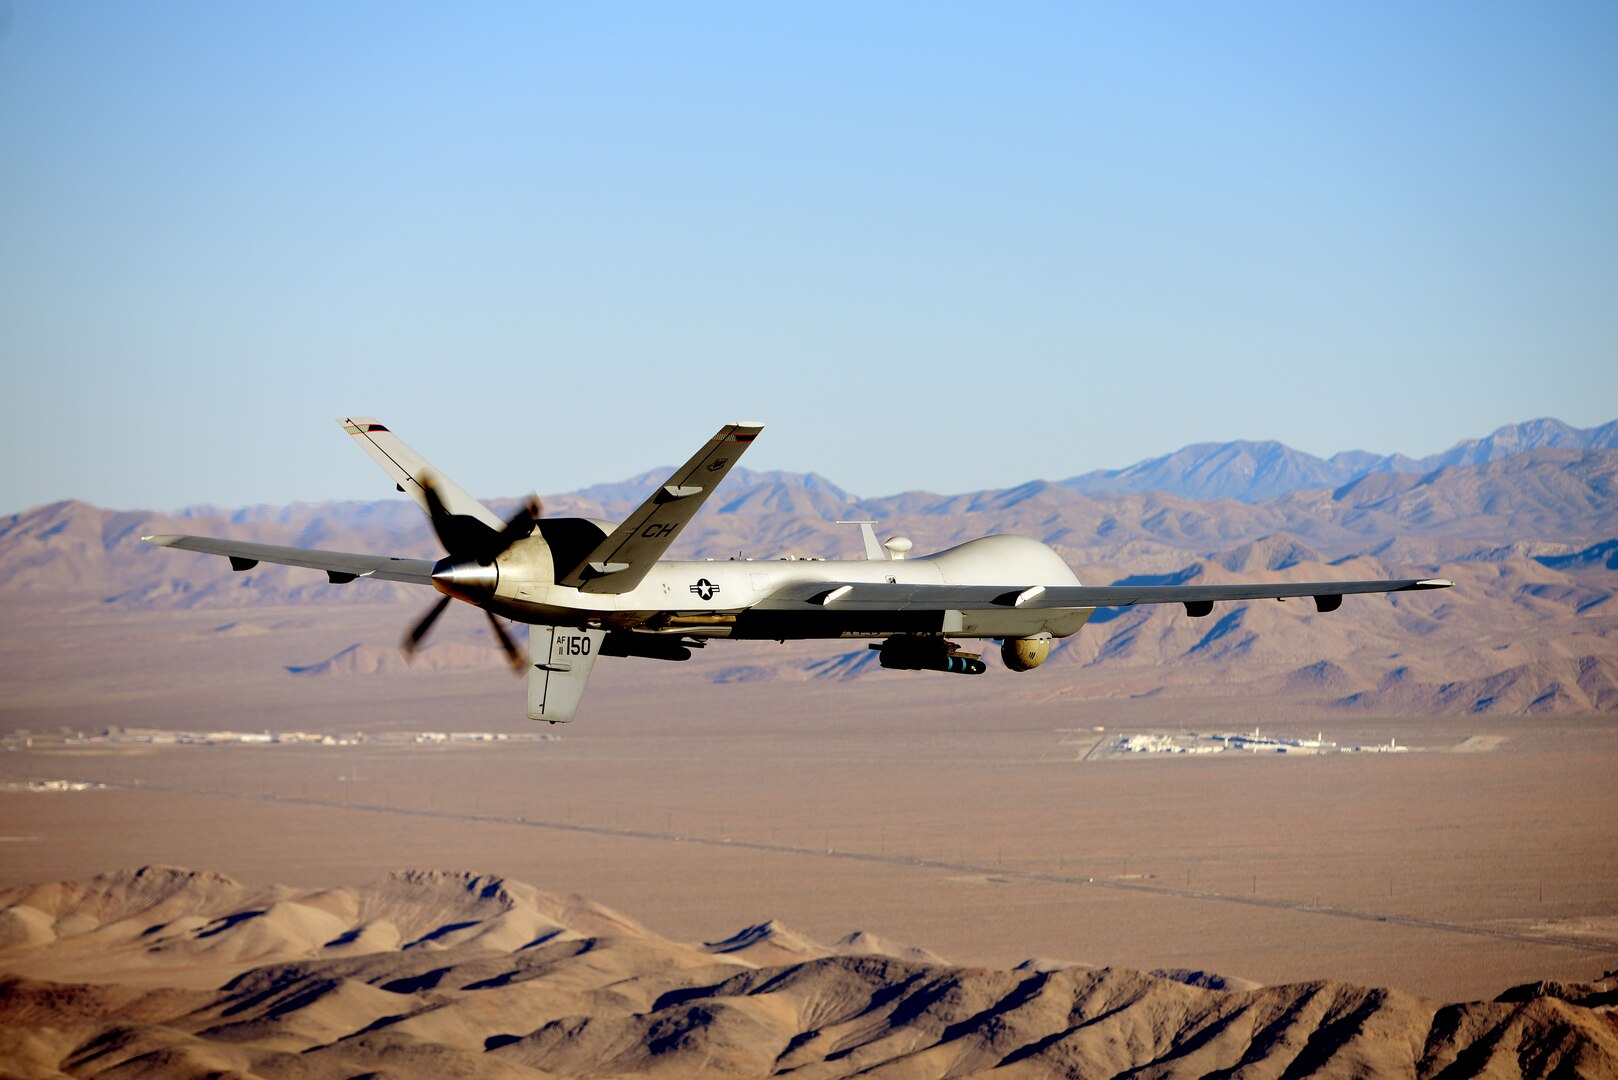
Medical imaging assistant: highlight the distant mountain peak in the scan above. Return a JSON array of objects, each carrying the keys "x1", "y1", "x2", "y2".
[
  {"x1": 1061, "y1": 418, "x2": 1617, "y2": 504},
  {"x1": 561, "y1": 466, "x2": 856, "y2": 516}
]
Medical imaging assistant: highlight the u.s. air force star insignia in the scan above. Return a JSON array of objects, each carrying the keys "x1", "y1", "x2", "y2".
[{"x1": 689, "y1": 578, "x2": 720, "y2": 601}]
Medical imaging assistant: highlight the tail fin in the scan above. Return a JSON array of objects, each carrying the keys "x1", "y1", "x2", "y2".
[
  {"x1": 339, "y1": 417, "x2": 503, "y2": 531},
  {"x1": 528, "y1": 626, "x2": 605, "y2": 723}
]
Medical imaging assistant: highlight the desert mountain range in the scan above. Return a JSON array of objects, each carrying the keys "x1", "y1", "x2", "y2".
[
  {"x1": 2, "y1": 418, "x2": 1614, "y2": 715},
  {"x1": 1058, "y1": 417, "x2": 1618, "y2": 503},
  {"x1": 2, "y1": 867, "x2": 1614, "y2": 1079}
]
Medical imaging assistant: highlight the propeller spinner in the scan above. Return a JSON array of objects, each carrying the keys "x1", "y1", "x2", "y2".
[{"x1": 401, "y1": 472, "x2": 540, "y2": 672}]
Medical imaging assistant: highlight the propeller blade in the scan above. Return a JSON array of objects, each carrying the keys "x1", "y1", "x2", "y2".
[
  {"x1": 410, "y1": 477, "x2": 535, "y2": 668},
  {"x1": 484, "y1": 494, "x2": 541, "y2": 562},
  {"x1": 402, "y1": 595, "x2": 453, "y2": 659},
  {"x1": 418, "y1": 469, "x2": 454, "y2": 547},
  {"x1": 485, "y1": 611, "x2": 526, "y2": 673},
  {"x1": 419, "y1": 470, "x2": 501, "y2": 561}
]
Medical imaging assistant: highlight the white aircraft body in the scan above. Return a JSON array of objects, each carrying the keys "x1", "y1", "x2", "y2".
[{"x1": 144, "y1": 419, "x2": 1453, "y2": 723}]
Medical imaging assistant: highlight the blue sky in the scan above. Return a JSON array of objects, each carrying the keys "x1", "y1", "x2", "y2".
[{"x1": 3, "y1": 1, "x2": 1615, "y2": 512}]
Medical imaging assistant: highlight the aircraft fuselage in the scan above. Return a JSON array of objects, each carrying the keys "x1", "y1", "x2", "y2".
[{"x1": 485, "y1": 532, "x2": 1094, "y2": 640}]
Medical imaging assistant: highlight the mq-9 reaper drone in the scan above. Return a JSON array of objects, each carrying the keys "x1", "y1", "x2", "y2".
[{"x1": 145, "y1": 419, "x2": 1452, "y2": 722}]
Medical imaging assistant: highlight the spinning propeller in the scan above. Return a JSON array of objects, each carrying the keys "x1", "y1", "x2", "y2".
[{"x1": 401, "y1": 471, "x2": 541, "y2": 672}]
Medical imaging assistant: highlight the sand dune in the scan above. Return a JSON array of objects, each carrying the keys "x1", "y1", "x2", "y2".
[
  {"x1": 700, "y1": 921, "x2": 948, "y2": 969},
  {"x1": 703, "y1": 919, "x2": 830, "y2": 966},
  {"x1": 1, "y1": 868, "x2": 1613, "y2": 1079}
]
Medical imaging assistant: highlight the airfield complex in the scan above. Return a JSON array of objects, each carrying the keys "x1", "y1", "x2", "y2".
[
  {"x1": 4, "y1": 725, "x2": 1413, "y2": 762},
  {"x1": 1, "y1": 727, "x2": 555, "y2": 750},
  {"x1": 1103, "y1": 728, "x2": 1408, "y2": 757}
]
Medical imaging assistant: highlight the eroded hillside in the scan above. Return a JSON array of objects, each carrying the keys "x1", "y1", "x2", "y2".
[{"x1": 2, "y1": 868, "x2": 1614, "y2": 1079}]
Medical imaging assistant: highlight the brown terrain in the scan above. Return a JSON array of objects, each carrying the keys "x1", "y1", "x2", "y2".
[
  {"x1": 1, "y1": 868, "x2": 1614, "y2": 1079},
  {"x1": 1, "y1": 424, "x2": 1615, "y2": 1076}
]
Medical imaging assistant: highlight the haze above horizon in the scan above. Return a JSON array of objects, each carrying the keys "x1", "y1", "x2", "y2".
[{"x1": 3, "y1": 2, "x2": 1615, "y2": 514}]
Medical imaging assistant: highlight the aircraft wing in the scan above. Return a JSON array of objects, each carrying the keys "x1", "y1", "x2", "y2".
[
  {"x1": 758, "y1": 577, "x2": 1453, "y2": 615},
  {"x1": 558, "y1": 422, "x2": 765, "y2": 594},
  {"x1": 339, "y1": 417, "x2": 504, "y2": 530},
  {"x1": 143, "y1": 534, "x2": 436, "y2": 585}
]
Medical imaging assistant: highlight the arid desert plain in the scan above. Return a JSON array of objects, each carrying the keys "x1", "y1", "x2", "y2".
[{"x1": 4, "y1": 597, "x2": 1615, "y2": 1004}]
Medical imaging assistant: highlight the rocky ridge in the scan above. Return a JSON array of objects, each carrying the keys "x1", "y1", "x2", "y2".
[
  {"x1": 1059, "y1": 417, "x2": 1618, "y2": 503},
  {"x1": 1, "y1": 868, "x2": 1613, "y2": 1079}
]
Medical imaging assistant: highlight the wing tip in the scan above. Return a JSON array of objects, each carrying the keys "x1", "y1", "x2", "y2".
[
  {"x1": 1413, "y1": 578, "x2": 1454, "y2": 589},
  {"x1": 141, "y1": 534, "x2": 181, "y2": 546}
]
